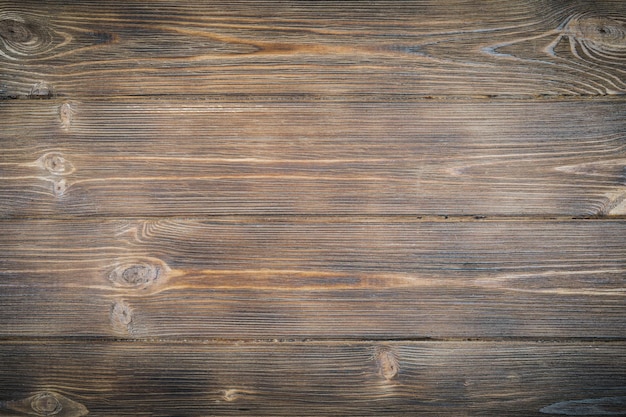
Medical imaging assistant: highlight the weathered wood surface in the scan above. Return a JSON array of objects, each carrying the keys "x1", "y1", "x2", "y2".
[
  {"x1": 2, "y1": 1, "x2": 626, "y2": 415},
  {"x1": 1, "y1": 218, "x2": 624, "y2": 339},
  {"x1": 1, "y1": 99, "x2": 625, "y2": 218},
  {"x1": 1, "y1": 0, "x2": 625, "y2": 99},
  {"x1": 0, "y1": 341, "x2": 625, "y2": 416}
]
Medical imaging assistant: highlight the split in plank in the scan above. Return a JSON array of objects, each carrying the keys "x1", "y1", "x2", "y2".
[
  {"x1": 0, "y1": 0, "x2": 625, "y2": 98},
  {"x1": 1, "y1": 99, "x2": 625, "y2": 218},
  {"x1": 1, "y1": 218, "x2": 624, "y2": 339}
]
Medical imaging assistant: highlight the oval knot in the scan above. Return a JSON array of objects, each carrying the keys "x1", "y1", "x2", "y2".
[
  {"x1": 30, "y1": 392, "x2": 62, "y2": 416},
  {"x1": 0, "y1": 19, "x2": 33, "y2": 43},
  {"x1": 566, "y1": 15, "x2": 626, "y2": 49},
  {"x1": 108, "y1": 259, "x2": 166, "y2": 289},
  {"x1": 38, "y1": 152, "x2": 75, "y2": 176},
  {"x1": 111, "y1": 300, "x2": 133, "y2": 326},
  {"x1": 375, "y1": 347, "x2": 399, "y2": 381}
]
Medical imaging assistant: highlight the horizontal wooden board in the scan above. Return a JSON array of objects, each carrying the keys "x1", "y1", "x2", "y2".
[
  {"x1": 2, "y1": 1, "x2": 626, "y2": 413},
  {"x1": 1, "y1": 99, "x2": 625, "y2": 218},
  {"x1": 1, "y1": 218, "x2": 624, "y2": 339},
  {"x1": 0, "y1": 0, "x2": 625, "y2": 98},
  {"x1": 0, "y1": 341, "x2": 625, "y2": 416}
]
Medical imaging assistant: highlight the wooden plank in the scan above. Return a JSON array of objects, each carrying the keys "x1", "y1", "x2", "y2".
[
  {"x1": 0, "y1": 340, "x2": 624, "y2": 416},
  {"x1": 0, "y1": 0, "x2": 625, "y2": 99},
  {"x1": 1, "y1": 99, "x2": 625, "y2": 218},
  {"x1": 1, "y1": 218, "x2": 624, "y2": 338}
]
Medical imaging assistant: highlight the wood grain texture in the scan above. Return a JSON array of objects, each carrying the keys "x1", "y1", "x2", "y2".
[
  {"x1": 0, "y1": 0, "x2": 625, "y2": 99},
  {"x1": 1, "y1": 99, "x2": 625, "y2": 218},
  {"x1": 1, "y1": 218, "x2": 624, "y2": 338},
  {"x1": 2, "y1": 1, "x2": 626, "y2": 414},
  {"x1": 0, "y1": 341, "x2": 625, "y2": 416}
]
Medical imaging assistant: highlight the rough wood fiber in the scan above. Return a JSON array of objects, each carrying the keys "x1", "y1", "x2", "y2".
[
  {"x1": 0, "y1": 341, "x2": 625, "y2": 416},
  {"x1": 1, "y1": 1, "x2": 626, "y2": 415},
  {"x1": 1, "y1": 99, "x2": 625, "y2": 218},
  {"x1": 1, "y1": 219, "x2": 624, "y2": 338},
  {"x1": 0, "y1": 0, "x2": 625, "y2": 98}
]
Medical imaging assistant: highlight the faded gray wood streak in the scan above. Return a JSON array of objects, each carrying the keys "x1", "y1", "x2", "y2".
[
  {"x1": 0, "y1": 0, "x2": 625, "y2": 98},
  {"x1": 1, "y1": 100, "x2": 625, "y2": 217},
  {"x1": 0, "y1": 341, "x2": 624, "y2": 416},
  {"x1": 1, "y1": 219, "x2": 624, "y2": 338},
  {"x1": 541, "y1": 397, "x2": 626, "y2": 416}
]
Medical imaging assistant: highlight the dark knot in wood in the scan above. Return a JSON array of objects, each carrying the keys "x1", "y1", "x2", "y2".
[
  {"x1": 108, "y1": 259, "x2": 164, "y2": 289},
  {"x1": 565, "y1": 15, "x2": 626, "y2": 49},
  {"x1": 0, "y1": 19, "x2": 33, "y2": 43},
  {"x1": 0, "y1": 17, "x2": 56, "y2": 66}
]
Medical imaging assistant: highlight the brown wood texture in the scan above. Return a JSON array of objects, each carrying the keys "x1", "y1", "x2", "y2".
[
  {"x1": 0, "y1": 0, "x2": 625, "y2": 99},
  {"x1": 1, "y1": 218, "x2": 624, "y2": 339},
  {"x1": 1, "y1": 1, "x2": 626, "y2": 415},
  {"x1": 0, "y1": 341, "x2": 625, "y2": 416},
  {"x1": 1, "y1": 99, "x2": 625, "y2": 218}
]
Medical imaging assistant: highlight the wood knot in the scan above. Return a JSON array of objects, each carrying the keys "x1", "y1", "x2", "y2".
[
  {"x1": 0, "y1": 19, "x2": 33, "y2": 43},
  {"x1": 222, "y1": 389, "x2": 238, "y2": 402},
  {"x1": 90, "y1": 31, "x2": 115, "y2": 45},
  {"x1": 59, "y1": 103, "x2": 72, "y2": 129},
  {"x1": 30, "y1": 81, "x2": 53, "y2": 99},
  {"x1": 219, "y1": 389, "x2": 254, "y2": 403},
  {"x1": 1, "y1": 391, "x2": 88, "y2": 417},
  {"x1": 52, "y1": 179, "x2": 67, "y2": 197},
  {"x1": 107, "y1": 258, "x2": 166, "y2": 289},
  {"x1": 110, "y1": 300, "x2": 134, "y2": 334},
  {"x1": 565, "y1": 15, "x2": 626, "y2": 49},
  {"x1": 375, "y1": 347, "x2": 399, "y2": 381},
  {"x1": 38, "y1": 152, "x2": 75, "y2": 176},
  {"x1": 31, "y1": 392, "x2": 62, "y2": 416},
  {"x1": 0, "y1": 15, "x2": 57, "y2": 62}
]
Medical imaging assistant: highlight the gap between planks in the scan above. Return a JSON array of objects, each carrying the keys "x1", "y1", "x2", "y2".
[
  {"x1": 1, "y1": 215, "x2": 625, "y2": 223},
  {"x1": 4, "y1": 94, "x2": 626, "y2": 103},
  {"x1": 0, "y1": 336, "x2": 625, "y2": 344}
]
